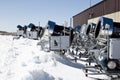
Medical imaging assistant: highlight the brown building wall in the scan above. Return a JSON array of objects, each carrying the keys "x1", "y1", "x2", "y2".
[{"x1": 73, "y1": 0, "x2": 120, "y2": 27}]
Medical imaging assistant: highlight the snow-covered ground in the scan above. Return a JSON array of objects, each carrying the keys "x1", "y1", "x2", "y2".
[{"x1": 0, "y1": 35, "x2": 109, "y2": 80}]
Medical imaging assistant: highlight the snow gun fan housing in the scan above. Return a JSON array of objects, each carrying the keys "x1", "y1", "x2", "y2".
[
  {"x1": 73, "y1": 25, "x2": 81, "y2": 32},
  {"x1": 17, "y1": 25, "x2": 23, "y2": 30},
  {"x1": 27, "y1": 23, "x2": 44, "y2": 38},
  {"x1": 86, "y1": 23, "x2": 96, "y2": 36},
  {"x1": 95, "y1": 17, "x2": 120, "y2": 39},
  {"x1": 47, "y1": 21, "x2": 73, "y2": 36},
  {"x1": 28, "y1": 23, "x2": 43, "y2": 32},
  {"x1": 28, "y1": 23, "x2": 37, "y2": 31}
]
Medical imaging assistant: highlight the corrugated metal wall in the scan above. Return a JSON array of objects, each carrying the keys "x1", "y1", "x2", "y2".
[{"x1": 73, "y1": 0, "x2": 120, "y2": 27}]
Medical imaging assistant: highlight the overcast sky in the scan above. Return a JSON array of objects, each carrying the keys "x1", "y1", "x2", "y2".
[{"x1": 0, "y1": 0, "x2": 102, "y2": 32}]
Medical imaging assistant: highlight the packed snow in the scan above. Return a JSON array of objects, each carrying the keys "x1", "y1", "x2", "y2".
[{"x1": 0, "y1": 34, "x2": 109, "y2": 80}]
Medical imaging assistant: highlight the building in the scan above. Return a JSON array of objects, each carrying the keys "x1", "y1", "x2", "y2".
[{"x1": 73, "y1": 0, "x2": 120, "y2": 27}]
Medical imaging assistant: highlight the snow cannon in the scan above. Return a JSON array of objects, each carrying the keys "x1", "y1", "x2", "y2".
[
  {"x1": 27, "y1": 23, "x2": 44, "y2": 40},
  {"x1": 48, "y1": 21, "x2": 74, "y2": 54},
  {"x1": 85, "y1": 17, "x2": 120, "y2": 77},
  {"x1": 71, "y1": 23, "x2": 97, "y2": 59},
  {"x1": 48, "y1": 21, "x2": 72, "y2": 36},
  {"x1": 16, "y1": 25, "x2": 25, "y2": 37},
  {"x1": 94, "y1": 17, "x2": 120, "y2": 39}
]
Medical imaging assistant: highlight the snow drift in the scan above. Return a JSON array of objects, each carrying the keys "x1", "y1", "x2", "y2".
[{"x1": 0, "y1": 35, "x2": 108, "y2": 80}]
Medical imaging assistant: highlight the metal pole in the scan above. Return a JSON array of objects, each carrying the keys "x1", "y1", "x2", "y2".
[
  {"x1": 69, "y1": 18, "x2": 72, "y2": 47},
  {"x1": 64, "y1": 23, "x2": 65, "y2": 36},
  {"x1": 64, "y1": 21, "x2": 67, "y2": 36},
  {"x1": 90, "y1": 0, "x2": 91, "y2": 8},
  {"x1": 106, "y1": 24, "x2": 110, "y2": 60},
  {"x1": 70, "y1": 18, "x2": 72, "y2": 27},
  {"x1": 39, "y1": 22, "x2": 40, "y2": 27},
  {"x1": 89, "y1": 0, "x2": 92, "y2": 18}
]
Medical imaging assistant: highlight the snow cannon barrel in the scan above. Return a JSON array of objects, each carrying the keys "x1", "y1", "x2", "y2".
[
  {"x1": 28, "y1": 23, "x2": 43, "y2": 30},
  {"x1": 74, "y1": 25, "x2": 81, "y2": 32},
  {"x1": 28, "y1": 23, "x2": 35, "y2": 28},
  {"x1": 48, "y1": 21, "x2": 71, "y2": 36},
  {"x1": 95, "y1": 17, "x2": 120, "y2": 38},
  {"x1": 17, "y1": 25, "x2": 23, "y2": 30},
  {"x1": 86, "y1": 23, "x2": 96, "y2": 36},
  {"x1": 28, "y1": 23, "x2": 36, "y2": 31},
  {"x1": 94, "y1": 17, "x2": 114, "y2": 38}
]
